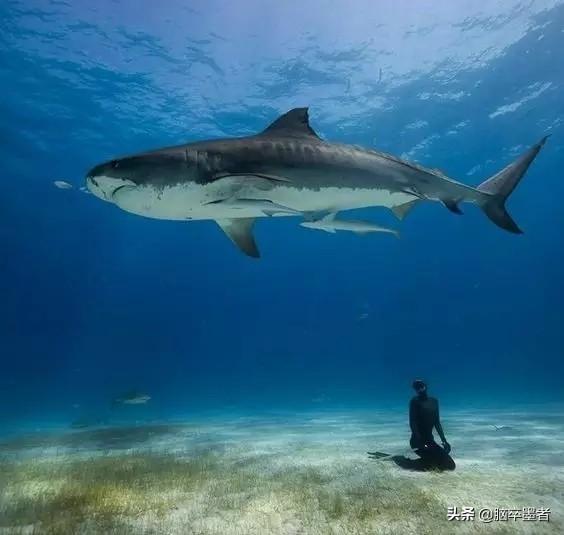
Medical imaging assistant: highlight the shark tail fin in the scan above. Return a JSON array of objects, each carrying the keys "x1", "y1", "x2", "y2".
[{"x1": 477, "y1": 136, "x2": 548, "y2": 233}]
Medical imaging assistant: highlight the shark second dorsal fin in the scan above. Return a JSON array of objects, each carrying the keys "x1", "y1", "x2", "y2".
[{"x1": 260, "y1": 108, "x2": 321, "y2": 139}]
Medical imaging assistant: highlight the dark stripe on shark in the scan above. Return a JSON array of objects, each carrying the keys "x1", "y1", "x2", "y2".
[{"x1": 192, "y1": 141, "x2": 363, "y2": 186}]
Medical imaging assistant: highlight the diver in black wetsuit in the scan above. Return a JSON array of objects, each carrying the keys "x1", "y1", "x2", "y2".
[{"x1": 392, "y1": 379, "x2": 455, "y2": 471}]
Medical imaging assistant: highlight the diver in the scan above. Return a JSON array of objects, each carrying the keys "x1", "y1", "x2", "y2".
[{"x1": 368, "y1": 379, "x2": 455, "y2": 471}]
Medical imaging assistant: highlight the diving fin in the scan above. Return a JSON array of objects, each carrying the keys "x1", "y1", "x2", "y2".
[
  {"x1": 367, "y1": 451, "x2": 393, "y2": 459},
  {"x1": 215, "y1": 218, "x2": 260, "y2": 258}
]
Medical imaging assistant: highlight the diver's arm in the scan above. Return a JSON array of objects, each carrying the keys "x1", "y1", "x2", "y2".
[
  {"x1": 435, "y1": 420, "x2": 447, "y2": 443},
  {"x1": 435, "y1": 401, "x2": 451, "y2": 452},
  {"x1": 434, "y1": 401, "x2": 447, "y2": 442},
  {"x1": 409, "y1": 399, "x2": 422, "y2": 443}
]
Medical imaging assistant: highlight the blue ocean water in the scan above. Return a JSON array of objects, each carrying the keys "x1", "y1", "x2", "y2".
[{"x1": 1, "y1": 0, "x2": 563, "y2": 433}]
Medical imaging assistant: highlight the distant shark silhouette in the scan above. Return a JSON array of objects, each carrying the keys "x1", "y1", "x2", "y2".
[
  {"x1": 112, "y1": 391, "x2": 151, "y2": 407},
  {"x1": 86, "y1": 108, "x2": 547, "y2": 258}
]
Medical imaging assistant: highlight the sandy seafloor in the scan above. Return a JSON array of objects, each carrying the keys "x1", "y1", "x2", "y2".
[{"x1": 0, "y1": 406, "x2": 562, "y2": 534}]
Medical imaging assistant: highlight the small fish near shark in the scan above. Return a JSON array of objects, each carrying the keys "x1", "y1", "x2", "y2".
[
  {"x1": 53, "y1": 180, "x2": 73, "y2": 190},
  {"x1": 86, "y1": 108, "x2": 547, "y2": 258}
]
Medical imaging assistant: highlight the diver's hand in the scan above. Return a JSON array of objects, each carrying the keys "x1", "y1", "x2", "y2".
[{"x1": 442, "y1": 441, "x2": 451, "y2": 454}]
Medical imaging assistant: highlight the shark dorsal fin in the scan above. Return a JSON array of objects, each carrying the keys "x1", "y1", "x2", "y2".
[{"x1": 261, "y1": 108, "x2": 321, "y2": 139}]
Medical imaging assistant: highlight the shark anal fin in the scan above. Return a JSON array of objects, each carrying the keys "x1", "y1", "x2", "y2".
[
  {"x1": 442, "y1": 199, "x2": 463, "y2": 215},
  {"x1": 260, "y1": 108, "x2": 321, "y2": 139},
  {"x1": 392, "y1": 200, "x2": 419, "y2": 220},
  {"x1": 216, "y1": 218, "x2": 260, "y2": 258}
]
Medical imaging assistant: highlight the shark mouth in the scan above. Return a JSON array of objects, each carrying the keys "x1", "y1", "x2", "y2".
[
  {"x1": 111, "y1": 184, "x2": 136, "y2": 199},
  {"x1": 87, "y1": 176, "x2": 136, "y2": 202}
]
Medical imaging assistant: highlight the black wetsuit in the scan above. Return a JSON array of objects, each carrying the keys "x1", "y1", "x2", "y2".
[{"x1": 392, "y1": 394, "x2": 455, "y2": 471}]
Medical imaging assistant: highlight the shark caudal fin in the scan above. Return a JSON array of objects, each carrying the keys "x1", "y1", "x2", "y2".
[{"x1": 477, "y1": 136, "x2": 548, "y2": 233}]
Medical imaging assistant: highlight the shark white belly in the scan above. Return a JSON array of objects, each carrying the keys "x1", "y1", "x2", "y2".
[{"x1": 112, "y1": 181, "x2": 415, "y2": 221}]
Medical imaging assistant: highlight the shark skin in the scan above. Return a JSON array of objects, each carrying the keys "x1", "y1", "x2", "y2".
[{"x1": 86, "y1": 108, "x2": 547, "y2": 258}]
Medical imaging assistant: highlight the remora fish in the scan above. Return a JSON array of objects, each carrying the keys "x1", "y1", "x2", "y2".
[
  {"x1": 300, "y1": 213, "x2": 399, "y2": 236},
  {"x1": 86, "y1": 108, "x2": 547, "y2": 258},
  {"x1": 204, "y1": 197, "x2": 300, "y2": 216}
]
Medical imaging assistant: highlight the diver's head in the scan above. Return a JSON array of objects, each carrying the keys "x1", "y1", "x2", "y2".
[{"x1": 412, "y1": 379, "x2": 427, "y2": 396}]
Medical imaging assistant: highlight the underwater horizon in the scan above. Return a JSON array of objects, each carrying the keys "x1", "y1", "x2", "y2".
[{"x1": 1, "y1": 0, "x2": 563, "y2": 533}]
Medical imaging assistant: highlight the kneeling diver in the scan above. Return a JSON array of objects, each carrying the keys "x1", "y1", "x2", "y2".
[{"x1": 368, "y1": 379, "x2": 455, "y2": 471}]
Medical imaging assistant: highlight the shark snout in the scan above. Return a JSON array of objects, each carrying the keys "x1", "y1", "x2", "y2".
[
  {"x1": 86, "y1": 174, "x2": 137, "y2": 202},
  {"x1": 86, "y1": 159, "x2": 138, "y2": 202}
]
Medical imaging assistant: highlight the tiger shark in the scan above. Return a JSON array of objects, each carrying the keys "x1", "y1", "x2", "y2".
[{"x1": 86, "y1": 108, "x2": 547, "y2": 258}]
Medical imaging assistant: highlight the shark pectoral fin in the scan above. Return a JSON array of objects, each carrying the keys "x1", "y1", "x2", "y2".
[
  {"x1": 442, "y1": 199, "x2": 463, "y2": 215},
  {"x1": 392, "y1": 200, "x2": 419, "y2": 220},
  {"x1": 215, "y1": 218, "x2": 260, "y2": 258}
]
